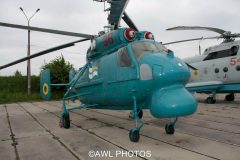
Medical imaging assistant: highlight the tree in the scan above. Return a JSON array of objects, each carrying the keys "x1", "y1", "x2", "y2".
[
  {"x1": 41, "y1": 55, "x2": 73, "y2": 84},
  {"x1": 14, "y1": 70, "x2": 22, "y2": 77}
]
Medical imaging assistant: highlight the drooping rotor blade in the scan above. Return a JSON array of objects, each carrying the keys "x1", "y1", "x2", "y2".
[
  {"x1": 163, "y1": 36, "x2": 220, "y2": 45},
  {"x1": 185, "y1": 63, "x2": 198, "y2": 70},
  {"x1": 122, "y1": 12, "x2": 138, "y2": 31},
  {"x1": 0, "y1": 22, "x2": 94, "y2": 39},
  {"x1": 108, "y1": 0, "x2": 129, "y2": 29},
  {"x1": 0, "y1": 38, "x2": 89, "y2": 70},
  {"x1": 232, "y1": 33, "x2": 240, "y2": 38},
  {"x1": 166, "y1": 26, "x2": 227, "y2": 36}
]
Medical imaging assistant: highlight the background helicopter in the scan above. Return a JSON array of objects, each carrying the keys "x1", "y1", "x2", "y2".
[
  {"x1": 0, "y1": 0, "x2": 198, "y2": 142},
  {"x1": 164, "y1": 26, "x2": 240, "y2": 104}
]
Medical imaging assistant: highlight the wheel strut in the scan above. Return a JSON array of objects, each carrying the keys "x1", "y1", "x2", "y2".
[
  {"x1": 129, "y1": 109, "x2": 143, "y2": 119},
  {"x1": 129, "y1": 96, "x2": 144, "y2": 142}
]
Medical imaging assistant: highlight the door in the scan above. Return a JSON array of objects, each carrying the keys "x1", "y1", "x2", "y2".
[{"x1": 116, "y1": 46, "x2": 137, "y2": 81}]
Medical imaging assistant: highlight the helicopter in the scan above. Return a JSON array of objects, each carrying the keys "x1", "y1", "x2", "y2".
[
  {"x1": 0, "y1": 0, "x2": 198, "y2": 142},
  {"x1": 164, "y1": 26, "x2": 240, "y2": 104}
]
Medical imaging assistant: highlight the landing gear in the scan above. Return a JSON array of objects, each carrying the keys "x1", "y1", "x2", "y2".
[
  {"x1": 165, "y1": 118, "x2": 177, "y2": 135},
  {"x1": 206, "y1": 97, "x2": 216, "y2": 104},
  {"x1": 129, "y1": 109, "x2": 143, "y2": 119},
  {"x1": 60, "y1": 112, "x2": 70, "y2": 129},
  {"x1": 206, "y1": 92, "x2": 217, "y2": 104},
  {"x1": 225, "y1": 93, "x2": 235, "y2": 101},
  {"x1": 129, "y1": 96, "x2": 144, "y2": 142}
]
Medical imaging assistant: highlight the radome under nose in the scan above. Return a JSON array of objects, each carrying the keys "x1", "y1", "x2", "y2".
[{"x1": 150, "y1": 85, "x2": 197, "y2": 118}]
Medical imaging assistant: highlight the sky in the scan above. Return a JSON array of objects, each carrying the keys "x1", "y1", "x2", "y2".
[{"x1": 0, "y1": 0, "x2": 240, "y2": 76}]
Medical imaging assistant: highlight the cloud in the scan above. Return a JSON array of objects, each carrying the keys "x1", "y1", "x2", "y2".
[{"x1": 0, "y1": 0, "x2": 239, "y2": 75}]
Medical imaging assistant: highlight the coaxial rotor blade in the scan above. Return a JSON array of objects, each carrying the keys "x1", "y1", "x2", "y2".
[
  {"x1": 122, "y1": 12, "x2": 138, "y2": 31},
  {"x1": 0, "y1": 22, "x2": 94, "y2": 39},
  {"x1": 0, "y1": 38, "x2": 89, "y2": 70},
  {"x1": 108, "y1": 0, "x2": 129, "y2": 29},
  {"x1": 166, "y1": 26, "x2": 227, "y2": 36},
  {"x1": 163, "y1": 36, "x2": 220, "y2": 45}
]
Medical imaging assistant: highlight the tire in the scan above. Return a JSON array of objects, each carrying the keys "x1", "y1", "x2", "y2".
[
  {"x1": 62, "y1": 113, "x2": 70, "y2": 129},
  {"x1": 225, "y1": 94, "x2": 234, "y2": 101},
  {"x1": 206, "y1": 97, "x2": 216, "y2": 104},
  {"x1": 129, "y1": 129, "x2": 140, "y2": 142},
  {"x1": 165, "y1": 124, "x2": 175, "y2": 135}
]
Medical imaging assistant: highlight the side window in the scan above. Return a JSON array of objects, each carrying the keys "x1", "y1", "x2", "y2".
[
  {"x1": 230, "y1": 45, "x2": 239, "y2": 56},
  {"x1": 203, "y1": 51, "x2": 219, "y2": 61},
  {"x1": 203, "y1": 45, "x2": 239, "y2": 61},
  {"x1": 118, "y1": 47, "x2": 132, "y2": 67}
]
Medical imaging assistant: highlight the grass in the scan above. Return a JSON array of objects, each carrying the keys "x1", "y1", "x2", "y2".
[
  {"x1": 0, "y1": 92, "x2": 42, "y2": 104},
  {"x1": 0, "y1": 91, "x2": 64, "y2": 104},
  {"x1": 0, "y1": 76, "x2": 65, "y2": 104}
]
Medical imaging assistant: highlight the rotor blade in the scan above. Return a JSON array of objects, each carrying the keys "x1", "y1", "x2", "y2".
[
  {"x1": 185, "y1": 63, "x2": 198, "y2": 70},
  {"x1": 108, "y1": 0, "x2": 129, "y2": 29},
  {"x1": 232, "y1": 33, "x2": 240, "y2": 38},
  {"x1": 122, "y1": 12, "x2": 138, "y2": 31},
  {"x1": 166, "y1": 26, "x2": 227, "y2": 36},
  {"x1": 0, "y1": 38, "x2": 89, "y2": 70},
  {"x1": 0, "y1": 22, "x2": 94, "y2": 39},
  {"x1": 163, "y1": 36, "x2": 220, "y2": 45}
]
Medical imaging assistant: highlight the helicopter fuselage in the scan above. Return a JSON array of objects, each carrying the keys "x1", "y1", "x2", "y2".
[
  {"x1": 185, "y1": 40, "x2": 240, "y2": 93},
  {"x1": 70, "y1": 30, "x2": 197, "y2": 118}
]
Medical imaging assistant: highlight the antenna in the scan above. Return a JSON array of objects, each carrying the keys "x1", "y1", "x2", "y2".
[{"x1": 198, "y1": 37, "x2": 203, "y2": 55}]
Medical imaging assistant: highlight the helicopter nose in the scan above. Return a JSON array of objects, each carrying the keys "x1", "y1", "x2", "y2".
[
  {"x1": 150, "y1": 85, "x2": 197, "y2": 118},
  {"x1": 140, "y1": 53, "x2": 190, "y2": 86}
]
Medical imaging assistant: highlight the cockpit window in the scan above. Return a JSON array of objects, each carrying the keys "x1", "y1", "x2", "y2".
[
  {"x1": 203, "y1": 45, "x2": 239, "y2": 61},
  {"x1": 118, "y1": 47, "x2": 132, "y2": 67},
  {"x1": 132, "y1": 42, "x2": 160, "y2": 61},
  {"x1": 156, "y1": 43, "x2": 168, "y2": 53}
]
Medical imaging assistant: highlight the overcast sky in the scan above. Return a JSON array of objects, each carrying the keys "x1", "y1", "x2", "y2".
[{"x1": 0, "y1": 0, "x2": 240, "y2": 76}]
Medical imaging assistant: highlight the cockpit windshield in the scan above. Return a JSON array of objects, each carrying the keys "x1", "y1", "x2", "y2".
[
  {"x1": 132, "y1": 42, "x2": 168, "y2": 61},
  {"x1": 156, "y1": 43, "x2": 168, "y2": 53}
]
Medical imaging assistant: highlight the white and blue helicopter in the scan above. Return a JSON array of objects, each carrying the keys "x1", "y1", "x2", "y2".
[{"x1": 165, "y1": 26, "x2": 240, "y2": 104}]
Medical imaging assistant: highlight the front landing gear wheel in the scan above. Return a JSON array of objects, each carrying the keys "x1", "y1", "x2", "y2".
[
  {"x1": 129, "y1": 129, "x2": 140, "y2": 142},
  {"x1": 61, "y1": 113, "x2": 70, "y2": 129},
  {"x1": 206, "y1": 97, "x2": 216, "y2": 104},
  {"x1": 165, "y1": 124, "x2": 175, "y2": 135}
]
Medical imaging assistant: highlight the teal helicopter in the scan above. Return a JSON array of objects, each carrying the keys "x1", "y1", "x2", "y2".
[{"x1": 0, "y1": 0, "x2": 198, "y2": 142}]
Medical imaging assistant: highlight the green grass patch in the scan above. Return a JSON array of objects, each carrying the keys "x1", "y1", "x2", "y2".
[
  {"x1": 0, "y1": 76, "x2": 65, "y2": 104},
  {"x1": 0, "y1": 92, "x2": 41, "y2": 104}
]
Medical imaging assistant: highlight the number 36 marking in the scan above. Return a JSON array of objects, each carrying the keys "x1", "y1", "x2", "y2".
[
  {"x1": 103, "y1": 33, "x2": 114, "y2": 47},
  {"x1": 230, "y1": 57, "x2": 240, "y2": 66}
]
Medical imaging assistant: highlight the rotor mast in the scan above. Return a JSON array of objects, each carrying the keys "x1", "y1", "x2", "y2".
[{"x1": 94, "y1": 0, "x2": 130, "y2": 32}]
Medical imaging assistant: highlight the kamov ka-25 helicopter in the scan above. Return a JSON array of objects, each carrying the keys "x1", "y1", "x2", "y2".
[
  {"x1": 165, "y1": 26, "x2": 240, "y2": 104},
  {"x1": 0, "y1": 0, "x2": 197, "y2": 142}
]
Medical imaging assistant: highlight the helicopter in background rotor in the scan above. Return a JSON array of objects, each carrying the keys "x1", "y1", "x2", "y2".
[{"x1": 165, "y1": 26, "x2": 240, "y2": 104}]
